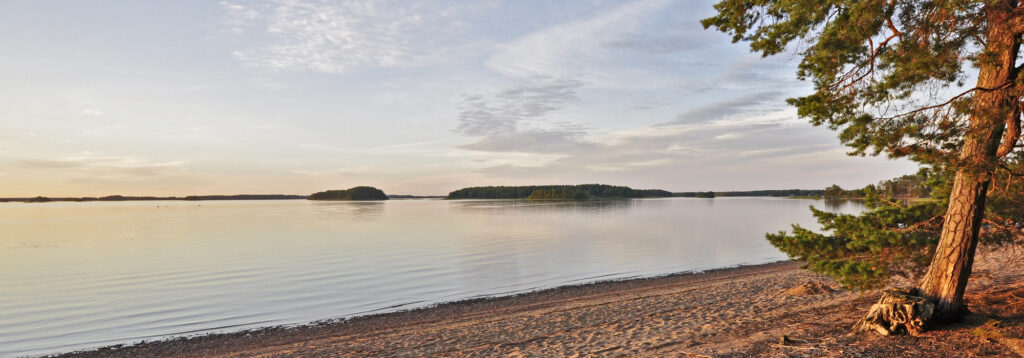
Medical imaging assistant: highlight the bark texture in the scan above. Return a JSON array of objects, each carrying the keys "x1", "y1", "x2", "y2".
[{"x1": 917, "y1": 5, "x2": 1021, "y2": 320}]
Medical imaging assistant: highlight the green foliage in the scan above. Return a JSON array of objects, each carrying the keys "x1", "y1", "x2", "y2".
[
  {"x1": 526, "y1": 188, "x2": 589, "y2": 200},
  {"x1": 876, "y1": 171, "x2": 934, "y2": 199},
  {"x1": 704, "y1": 2, "x2": 1024, "y2": 289},
  {"x1": 768, "y1": 200, "x2": 945, "y2": 290},
  {"x1": 447, "y1": 184, "x2": 668, "y2": 199},
  {"x1": 702, "y1": 1, "x2": 1004, "y2": 165},
  {"x1": 981, "y1": 162, "x2": 1024, "y2": 246},
  {"x1": 823, "y1": 185, "x2": 846, "y2": 200},
  {"x1": 309, "y1": 186, "x2": 389, "y2": 201},
  {"x1": 823, "y1": 169, "x2": 934, "y2": 200},
  {"x1": 768, "y1": 164, "x2": 1024, "y2": 289}
]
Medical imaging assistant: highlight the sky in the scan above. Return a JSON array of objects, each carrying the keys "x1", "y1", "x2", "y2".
[{"x1": 0, "y1": 0, "x2": 918, "y2": 197}]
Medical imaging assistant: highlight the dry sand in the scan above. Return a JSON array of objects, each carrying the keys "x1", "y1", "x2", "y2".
[{"x1": 61, "y1": 249, "x2": 1024, "y2": 357}]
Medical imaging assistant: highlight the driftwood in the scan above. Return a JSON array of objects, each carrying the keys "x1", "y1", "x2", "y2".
[{"x1": 855, "y1": 288, "x2": 935, "y2": 336}]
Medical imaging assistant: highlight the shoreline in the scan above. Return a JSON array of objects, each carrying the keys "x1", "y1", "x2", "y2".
[
  {"x1": 55, "y1": 248, "x2": 1024, "y2": 357},
  {"x1": 56, "y1": 260, "x2": 800, "y2": 357}
]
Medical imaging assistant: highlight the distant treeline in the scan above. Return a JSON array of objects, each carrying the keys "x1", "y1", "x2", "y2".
[
  {"x1": 673, "y1": 189, "x2": 824, "y2": 198},
  {"x1": 824, "y1": 172, "x2": 931, "y2": 200},
  {"x1": 0, "y1": 194, "x2": 308, "y2": 203},
  {"x1": 675, "y1": 191, "x2": 718, "y2": 198},
  {"x1": 447, "y1": 184, "x2": 674, "y2": 200}
]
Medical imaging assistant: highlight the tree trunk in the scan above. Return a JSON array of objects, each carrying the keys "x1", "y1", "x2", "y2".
[
  {"x1": 917, "y1": 168, "x2": 992, "y2": 318},
  {"x1": 917, "y1": 7, "x2": 1020, "y2": 320}
]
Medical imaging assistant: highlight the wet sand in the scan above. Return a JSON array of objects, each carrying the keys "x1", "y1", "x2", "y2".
[{"x1": 60, "y1": 249, "x2": 1024, "y2": 357}]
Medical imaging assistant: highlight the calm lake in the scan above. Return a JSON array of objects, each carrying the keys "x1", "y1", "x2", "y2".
[{"x1": 0, "y1": 198, "x2": 862, "y2": 357}]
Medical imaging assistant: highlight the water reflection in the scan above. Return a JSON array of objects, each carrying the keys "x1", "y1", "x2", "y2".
[
  {"x1": 310, "y1": 201, "x2": 385, "y2": 220},
  {"x1": 820, "y1": 198, "x2": 864, "y2": 211},
  {"x1": 0, "y1": 197, "x2": 863, "y2": 357},
  {"x1": 449, "y1": 198, "x2": 659, "y2": 215}
]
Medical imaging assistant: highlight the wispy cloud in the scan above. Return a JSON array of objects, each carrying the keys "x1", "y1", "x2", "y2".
[
  {"x1": 220, "y1": 1, "x2": 264, "y2": 34},
  {"x1": 226, "y1": 0, "x2": 466, "y2": 74},
  {"x1": 0, "y1": 0, "x2": 919, "y2": 194},
  {"x1": 455, "y1": 77, "x2": 582, "y2": 136},
  {"x1": 602, "y1": 30, "x2": 709, "y2": 54},
  {"x1": 450, "y1": 77, "x2": 819, "y2": 175},
  {"x1": 454, "y1": 77, "x2": 596, "y2": 155},
  {"x1": 485, "y1": 0, "x2": 685, "y2": 88},
  {"x1": 456, "y1": 91, "x2": 835, "y2": 180}
]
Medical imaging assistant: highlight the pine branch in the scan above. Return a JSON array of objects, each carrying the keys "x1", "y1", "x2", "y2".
[
  {"x1": 886, "y1": 0, "x2": 902, "y2": 41},
  {"x1": 878, "y1": 81, "x2": 1016, "y2": 120},
  {"x1": 893, "y1": 215, "x2": 944, "y2": 233},
  {"x1": 998, "y1": 162, "x2": 1024, "y2": 177}
]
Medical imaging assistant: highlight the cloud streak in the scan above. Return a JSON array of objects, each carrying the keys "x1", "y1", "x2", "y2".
[
  {"x1": 661, "y1": 91, "x2": 786, "y2": 125},
  {"x1": 226, "y1": 0, "x2": 465, "y2": 74},
  {"x1": 483, "y1": 0, "x2": 675, "y2": 86},
  {"x1": 455, "y1": 78, "x2": 582, "y2": 136},
  {"x1": 19, "y1": 153, "x2": 188, "y2": 178},
  {"x1": 455, "y1": 89, "x2": 837, "y2": 181},
  {"x1": 453, "y1": 77, "x2": 597, "y2": 156}
]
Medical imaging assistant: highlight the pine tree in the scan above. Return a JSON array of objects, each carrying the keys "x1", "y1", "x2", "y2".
[{"x1": 703, "y1": 1, "x2": 1023, "y2": 321}]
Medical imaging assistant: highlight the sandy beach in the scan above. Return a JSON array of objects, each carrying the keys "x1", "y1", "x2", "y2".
[{"x1": 59, "y1": 249, "x2": 1024, "y2": 358}]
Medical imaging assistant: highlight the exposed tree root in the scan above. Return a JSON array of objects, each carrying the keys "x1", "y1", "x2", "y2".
[{"x1": 855, "y1": 288, "x2": 935, "y2": 336}]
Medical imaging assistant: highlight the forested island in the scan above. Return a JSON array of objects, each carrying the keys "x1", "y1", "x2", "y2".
[
  {"x1": 309, "y1": 186, "x2": 389, "y2": 201},
  {"x1": 447, "y1": 184, "x2": 673, "y2": 200}
]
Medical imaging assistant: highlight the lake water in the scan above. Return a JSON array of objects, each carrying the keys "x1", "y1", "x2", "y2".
[{"x1": 0, "y1": 198, "x2": 862, "y2": 357}]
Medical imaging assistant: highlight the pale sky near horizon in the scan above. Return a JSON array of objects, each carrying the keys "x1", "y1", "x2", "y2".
[{"x1": 0, "y1": 0, "x2": 918, "y2": 197}]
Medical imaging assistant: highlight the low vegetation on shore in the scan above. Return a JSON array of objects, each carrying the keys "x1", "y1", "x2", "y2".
[
  {"x1": 673, "y1": 189, "x2": 824, "y2": 198},
  {"x1": 822, "y1": 171, "x2": 933, "y2": 200}
]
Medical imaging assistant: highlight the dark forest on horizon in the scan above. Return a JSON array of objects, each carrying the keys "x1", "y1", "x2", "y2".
[{"x1": 3, "y1": 174, "x2": 928, "y2": 203}]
